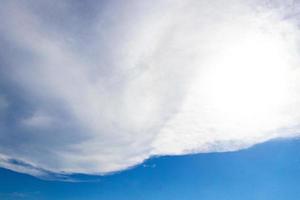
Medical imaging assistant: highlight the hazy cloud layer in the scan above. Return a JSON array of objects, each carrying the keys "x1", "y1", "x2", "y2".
[{"x1": 1, "y1": 0, "x2": 300, "y2": 176}]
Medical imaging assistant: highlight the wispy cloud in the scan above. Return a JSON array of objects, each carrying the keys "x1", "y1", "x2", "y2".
[{"x1": 0, "y1": 0, "x2": 300, "y2": 177}]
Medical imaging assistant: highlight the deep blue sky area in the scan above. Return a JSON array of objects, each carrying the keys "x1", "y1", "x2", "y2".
[{"x1": 1, "y1": 139, "x2": 300, "y2": 200}]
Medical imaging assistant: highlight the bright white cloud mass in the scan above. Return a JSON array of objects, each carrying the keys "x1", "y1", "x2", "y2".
[{"x1": 0, "y1": 0, "x2": 300, "y2": 177}]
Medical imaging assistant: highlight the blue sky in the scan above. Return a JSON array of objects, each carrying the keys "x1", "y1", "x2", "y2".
[
  {"x1": 1, "y1": 139, "x2": 300, "y2": 200},
  {"x1": 1, "y1": 0, "x2": 300, "y2": 199}
]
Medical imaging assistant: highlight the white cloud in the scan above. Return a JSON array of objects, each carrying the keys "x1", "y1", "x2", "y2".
[
  {"x1": 0, "y1": 0, "x2": 300, "y2": 176},
  {"x1": 21, "y1": 111, "x2": 54, "y2": 128}
]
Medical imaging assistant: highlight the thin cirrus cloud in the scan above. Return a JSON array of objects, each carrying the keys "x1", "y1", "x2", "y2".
[{"x1": 0, "y1": 0, "x2": 300, "y2": 177}]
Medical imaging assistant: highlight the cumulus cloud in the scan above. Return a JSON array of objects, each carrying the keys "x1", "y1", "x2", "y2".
[{"x1": 0, "y1": 0, "x2": 300, "y2": 176}]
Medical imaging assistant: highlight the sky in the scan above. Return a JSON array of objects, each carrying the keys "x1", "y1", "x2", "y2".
[
  {"x1": 1, "y1": 0, "x2": 300, "y2": 199},
  {"x1": 1, "y1": 139, "x2": 300, "y2": 200}
]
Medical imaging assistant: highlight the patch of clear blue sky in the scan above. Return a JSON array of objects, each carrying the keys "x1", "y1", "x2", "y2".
[{"x1": 0, "y1": 139, "x2": 300, "y2": 200}]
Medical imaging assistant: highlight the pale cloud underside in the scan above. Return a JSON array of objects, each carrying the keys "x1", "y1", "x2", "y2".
[{"x1": 0, "y1": 0, "x2": 300, "y2": 176}]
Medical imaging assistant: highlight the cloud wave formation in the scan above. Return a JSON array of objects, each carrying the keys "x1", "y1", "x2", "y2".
[{"x1": 1, "y1": 0, "x2": 300, "y2": 176}]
